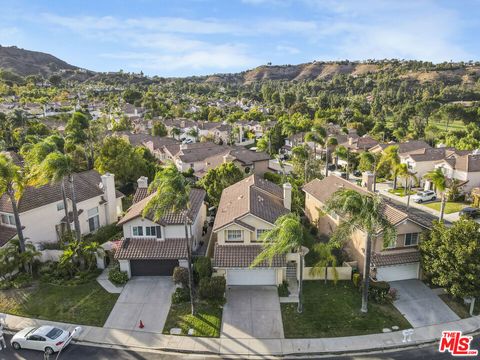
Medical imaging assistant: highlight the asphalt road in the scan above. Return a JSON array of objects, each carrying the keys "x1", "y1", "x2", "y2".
[{"x1": 0, "y1": 334, "x2": 479, "y2": 359}]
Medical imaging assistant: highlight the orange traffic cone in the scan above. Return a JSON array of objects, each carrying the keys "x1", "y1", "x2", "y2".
[{"x1": 139, "y1": 320, "x2": 144, "y2": 329}]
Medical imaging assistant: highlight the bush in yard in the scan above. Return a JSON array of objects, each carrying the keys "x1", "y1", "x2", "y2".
[
  {"x1": 173, "y1": 266, "x2": 189, "y2": 288},
  {"x1": 278, "y1": 281, "x2": 290, "y2": 297},
  {"x1": 194, "y1": 256, "x2": 212, "y2": 280},
  {"x1": 352, "y1": 273, "x2": 361, "y2": 287},
  {"x1": 198, "y1": 276, "x2": 226, "y2": 302},
  {"x1": 108, "y1": 267, "x2": 129, "y2": 286},
  {"x1": 368, "y1": 281, "x2": 391, "y2": 303},
  {"x1": 171, "y1": 287, "x2": 191, "y2": 304}
]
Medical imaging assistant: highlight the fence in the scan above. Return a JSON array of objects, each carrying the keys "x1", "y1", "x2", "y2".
[{"x1": 303, "y1": 266, "x2": 352, "y2": 281}]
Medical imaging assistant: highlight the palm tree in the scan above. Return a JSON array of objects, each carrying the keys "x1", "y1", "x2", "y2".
[
  {"x1": 170, "y1": 127, "x2": 181, "y2": 140},
  {"x1": 325, "y1": 189, "x2": 396, "y2": 313},
  {"x1": 396, "y1": 163, "x2": 417, "y2": 210},
  {"x1": 36, "y1": 152, "x2": 82, "y2": 242},
  {"x1": 333, "y1": 145, "x2": 350, "y2": 179},
  {"x1": 378, "y1": 145, "x2": 400, "y2": 189},
  {"x1": 325, "y1": 137, "x2": 338, "y2": 177},
  {"x1": 424, "y1": 168, "x2": 447, "y2": 221},
  {"x1": 359, "y1": 151, "x2": 378, "y2": 191},
  {"x1": 310, "y1": 242, "x2": 338, "y2": 284},
  {"x1": 251, "y1": 213, "x2": 305, "y2": 313},
  {"x1": 0, "y1": 153, "x2": 27, "y2": 254},
  {"x1": 143, "y1": 163, "x2": 195, "y2": 314},
  {"x1": 305, "y1": 124, "x2": 326, "y2": 159}
]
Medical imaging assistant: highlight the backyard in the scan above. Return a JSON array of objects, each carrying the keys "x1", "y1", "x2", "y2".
[
  {"x1": 423, "y1": 201, "x2": 468, "y2": 214},
  {"x1": 281, "y1": 281, "x2": 410, "y2": 338},
  {"x1": 0, "y1": 280, "x2": 119, "y2": 327}
]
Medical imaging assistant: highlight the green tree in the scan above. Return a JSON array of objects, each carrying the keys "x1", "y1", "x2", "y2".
[
  {"x1": 198, "y1": 163, "x2": 244, "y2": 206},
  {"x1": 170, "y1": 127, "x2": 181, "y2": 140},
  {"x1": 143, "y1": 163, "x2": 195, "y2": 314},
  {"x1": 396, "y1": 163, "x2": 417, "y2": 209},
  {"x1": 251, "y1": 213, "x2": 306, "y2": 313},
  {"x1": 424, "y1": 168, "x2": 447, "y2": 221},
  {"x1": 420, "y1": 219, "x2": 480, "y2": 314},
  {"x1": 325, "y1": 189, "x2": 396, "y2": 313},
  {"x1": 305, "y1": 124, "x2": 326, "y2": 158},
  {"x1": 309, "y1": 242, "x2": 338, "y2": 284},
  {"x1": 377, "y1": 145, "x2": 400, "y2": 189}
]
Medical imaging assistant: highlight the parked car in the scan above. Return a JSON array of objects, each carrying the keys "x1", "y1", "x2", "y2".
[
  {"x1": 328, "y1": 164, "x2": 336, "y2": 171},
  {"x1": 11, "y1": 326, "x2": 71, "y2": 355},
  {"x1": 459, "y1": 207, "x2": 480, "y2": 218},
  {"x1": 412, "y1": 190, "x2": 436, "y2": 203},
  {"x1": 340, "y1": 172, "x2": 348, "y2": 179},
  {"x1": 353, "y1": 170, "x2": 362, "y2": 177}
]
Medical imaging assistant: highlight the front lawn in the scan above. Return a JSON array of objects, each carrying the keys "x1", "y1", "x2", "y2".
[
  {"x1": 163, "y1": 301, "x2": 223, "y2": 337},
  {"x1": 0, "y1": 281, "x2": 119, "y2": 327},
  {"x1": 281, "y1": 281, "x2": 410, "y2": 338},
  {"x1": 439, "y1": 294, "x2": 479, "y2": 318},
  {"x1": 388, "y1": 187, "x2": 415, "y2": 197},
  {"x1": 423, "y1": 201, "x2": 467, "y2": 214}
]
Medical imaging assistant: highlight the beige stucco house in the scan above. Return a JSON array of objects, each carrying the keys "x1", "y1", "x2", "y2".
[{"x1": 303, "y1": 175, "x2": 438, "y2": 282}]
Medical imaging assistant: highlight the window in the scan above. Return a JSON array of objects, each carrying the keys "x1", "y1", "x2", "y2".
[
  {"x1": 1, "y1": 213, "x2": 15, "y2": 226},
  {"x1": 57, "y1": 202, "x2": 65, "y2": 211},
  {"x1": 132, "y1": 226, "x2": 143, "y2": 236},
  {"x1": 88, "y1": 207, "x2": 100, "y2": 232},
  {"x1": 405, "y1": 233, "x2": 419, "y2": 246},
  {"x1": 226, "y1": 229, "x2": 242, "y2": 242},
  {"x1": 145, "y1": 226, "x2": 162, "y2": 238},
  {"x1": 256, "y1": 229, "x2": 268, "y2": 241}
]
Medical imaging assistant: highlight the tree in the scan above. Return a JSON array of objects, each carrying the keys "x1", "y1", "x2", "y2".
[
  {"x1": 143, "y1": 163, "x2": 195, "y2": 315},
  {"x1": 49, "y1": 74, "x2": 62, "y2": 87},
  {"x1": 305, "y1": 124, "x2": 326, "y2": 158},
  {"x1": 396, "y1": 163, "x2": 417, "y2": 209},
  {"x1": 251, "y1": 213, "x2": 305, "y2": 313},
  {"x1": 198, "y1": 163, "x2": 244, "y2": 207},
  {"x1": 333, "y1": 145, "x2": 351, "y2": 179},
  {"x1": 424, "y1": 168, "x2": 447, "y2": 221},
  {"x1": 0, "y1": 153, "x2": 27, "y2": 254},
  {"x1": 325, "y1": 189, "x2": 396, "y2": 313},
  {"x1": 377, "y1": 145, "x2": 400, "y2": 189},
  {"x1": 358, "y1": 151, "x2": 377, "y2": 191},
  {"x1": 324, "y1": 137, "x2": 338, "y2": 177},
  {"x1": 309, "y1": 242, "x2": 338, "y2": 284},
  {"x1": 170, "y1": 127, "x2": 181, "y2": 140},
  {"x1": 420, "y1": 219, "x2": 480, "y2": 314}
]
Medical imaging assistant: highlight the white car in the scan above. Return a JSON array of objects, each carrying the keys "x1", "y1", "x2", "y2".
[
  {"x1": 11, "y1": 325, "x2": 71, "y2": 354},
  {"x1": 412, "y1": 190, "x2": 436, "y2": 203}
]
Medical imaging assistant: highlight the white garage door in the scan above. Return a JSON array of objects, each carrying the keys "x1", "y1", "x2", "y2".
[
  {"x1": 227, "y1": 269, "x2": 276, "y2": 285},
  {"x1": 376, "y1": 263, "x2": 419, "y2": 282}
]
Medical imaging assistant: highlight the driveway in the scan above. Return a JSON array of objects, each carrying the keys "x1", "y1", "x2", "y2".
[
  {"x1": 221, "y1": 286, "x2": 284, "y2": 339},
  {"x1": 104, "y1": 277, "x2": 175, "y2": 333},
  {"x1": 390, "y1": 279, "x2": 460, "y2": 328}
]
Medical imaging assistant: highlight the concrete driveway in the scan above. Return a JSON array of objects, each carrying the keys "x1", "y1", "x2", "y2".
[
  {"x1": 390, "y1": 279, "x2": 460, "y2": 328},
  {"x1": 221, "y1": 286, "x2": 284, "y2": 339},
  {"x1": 104, "y1": 277, "x2": 175, "y2": 333}
]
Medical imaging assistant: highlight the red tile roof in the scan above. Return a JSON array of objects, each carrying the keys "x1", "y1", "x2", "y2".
[
  {"x1": 213, "y1": 244, "x2": 286, "y2": 268},
  {"x1": 114, "y1": 238, "x2": 188, "y2": 260},
  {"x1": 372, "y1": 250, "x2": 420, "y2": 267}
]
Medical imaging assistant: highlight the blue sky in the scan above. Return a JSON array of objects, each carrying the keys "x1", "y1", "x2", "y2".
[{"x1": 0, "y1": 0, "x2": 479, "y2": 77}]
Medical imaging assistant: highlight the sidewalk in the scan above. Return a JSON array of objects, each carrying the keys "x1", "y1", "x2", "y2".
[{"x1": 3, "y1": 313, "x2": 480, "y2": 356}]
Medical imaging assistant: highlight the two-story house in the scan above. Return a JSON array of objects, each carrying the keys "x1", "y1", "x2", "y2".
[
  {"x1": 0, "y1": 170, "x2": 123, "y2": 248},
  {"x1": 115, "y1": 177, "x2": 206, "y2": 277},
  {"x1": 432, "y1": 152, "x2": 480, "y2": 193},
  {"x1": 303, "y1": 175, "x2": 438, "y2": 282},
  {"x1": 212, "y1": 175, "x2": 292, "y2": 286}
]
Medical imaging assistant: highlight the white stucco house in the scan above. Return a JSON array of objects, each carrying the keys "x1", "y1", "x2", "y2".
[
  {"x1": 0, "y1": 170, "x2": 123, "y2": 248},
  {"x1": 431, "y1": 152, "x2": 480, "y2": 193},
  {"x1": 114, "y1": 177, "x2": 207, "y2": 277}
]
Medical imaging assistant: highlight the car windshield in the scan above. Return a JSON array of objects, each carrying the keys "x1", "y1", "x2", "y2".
[
  {"x1": 46, "y1": 328, "x2": 63, "y2": 340},
  {"x1": 416, "y1": 192, "x2": 424, "y2": 196}
]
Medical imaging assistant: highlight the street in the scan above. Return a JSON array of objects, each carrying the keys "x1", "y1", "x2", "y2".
[{"x1": 0, "y1": 334, "x2": 479, "y2": 360}]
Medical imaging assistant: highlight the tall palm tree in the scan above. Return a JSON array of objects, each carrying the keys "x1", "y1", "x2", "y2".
[
  {"x1": 251, "y1": 213, "x2": 305, "y2": 313},
  {"x1": 396, "y1": 163, "x2": 417, "y2": 210},
  {"x1": 36, "y1": 152, "x2": 82, "y2": 242},
  {"x1": 310, "y1": 242, "x2": 338, "y2": 284},
  {"x1": 0, "y1": 153, "x2": 27, "y2": 254},
  {"x1": 424, "y1": 168, "x2": 447, "y2": 221},
  {"x1": 143, "y1": 163, "x2": 195, "y2": 315},
  {"x1": 333, "y1": 145, "x2": 350, "y2": 179},
  {"x1": 324, "y1": 137, "x2": 338, "y2": 177},
  {"x1": 325, "y1": 189, "x2": 396, "y2": 313},
  {"x1": 170, "y1": 127, "x2": 181, "y2": 140},
  {"x1": 305, "y1": 124, "x2": 326, "y2": 159},
  {"x1": 378, "y1": 145, "x2": 400, "y2": 189}
]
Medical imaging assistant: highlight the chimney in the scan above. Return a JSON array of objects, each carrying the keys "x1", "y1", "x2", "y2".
[
  {"x1": 137, "y1": 176, "x2": 148, "y2": 189},
  {"x1": 362, "y1": 171, "x2": 375, "y2": 192},
  {"x1": 283, "y1": 183, "x2": 292, "y2": 210},
  {"x1": 101, "y1": 173, "x2": 118, "y2": 224},
  {"x1": 348, "y1": 137, "x2": 354, "y2": 146}
]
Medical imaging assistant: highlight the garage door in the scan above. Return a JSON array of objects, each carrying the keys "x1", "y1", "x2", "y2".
[
  {"x1": 376, "y1": 263, "x2": 419, "y2": 282},
  {"x1": 130, "y1": 259, "x2": 179, "y2": 276},
  {"x1": 227, "y1": 269, "x2": 276, "y2": 285}
]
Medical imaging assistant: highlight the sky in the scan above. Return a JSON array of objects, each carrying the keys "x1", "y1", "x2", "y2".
[{"x1": 0, "y1": 0, "x2": 479, "y2": 77}]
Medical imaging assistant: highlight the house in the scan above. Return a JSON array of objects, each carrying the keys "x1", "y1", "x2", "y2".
[
  {"x1": 303, "y1": 175, "x2": 438, "y2": 282},
  {"x1": 212, "y1": 175, "x2": 292, "y2": 286},
  {"x1": 226, "y1": 147, "x2": 271, "y2": 176},
  {"x1": 369, "y1": 140, "x2": 431, "y2": 155},
  {"x1": 0, "y1": 170, "x2": 123, "y2": 248},
  {"x1": 114, "y1": 177, "x2": 207, "y2": 277},
  {"x1": 115, "y1": 132, "x2": 180, "y2": 161},
  {"x1": 432, "y1": 151, "x2": 480, "y2": 193},
  {"x1": 282, "y1": 132, "x2": 305, "y2": 155},
  {"x1": 340, "y1": 134, "x2": 379, "y2": 153},
  {"x1": 400, "y1": 147, "x2": 453, "y2": 186}
]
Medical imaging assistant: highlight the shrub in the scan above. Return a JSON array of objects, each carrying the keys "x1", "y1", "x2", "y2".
[
  {"x1": 173, "y1": 266, "x2": 189, "y2": 288},
  {"x1": 352, "y1": 273, "x2": 361, "y2": 287},
  {"x1": 194, "y1": 257, "x2": 212, "y2": 280},
  {"x1": 264, "y1": 172, "x2": 282, "y2": 184},
  {"x1": 172, "y1": 287, "x2": 190, "y2": 304},
  {"x1": 84, "y1": 224, "x2": 122, "y2": 244},
  {"x1": 278, "y1": 281, "x2": 290, "y2": 297},
  {"x1": 0, "y1": 273, "x2": 33, "y2": 290},
  {"x1": 369, "y1": 281, "x2": 391, "y2": 303},
  {"x1": 108, "y1": 267, "x2": 129, "y2": 286},
  {"x1": 198, "y1": 276, "x2": 226, "y2": 302}
]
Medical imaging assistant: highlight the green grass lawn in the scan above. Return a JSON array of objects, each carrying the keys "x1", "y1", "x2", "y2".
[
  {"x1": 0, "y1": 281, "x2": 118, "y2": 327},
  {"x1": 281, "y1": 281, "x2": 411, "y2": 338},
  {"x1": 163, "y1": 301, "x2": 223, "y2": 337},
  {"x1": 423, "y1": 201, "x2": 467, "y2": 214},
  {"x1": 388, "y1": 187, "x2": 415, "y2": 197},
  {"x1": 435, "y1": 120, "x2": 467, "y2": 131},
  {"x1": 439, "y1": 294, "x2": 479, "y2": 318}
]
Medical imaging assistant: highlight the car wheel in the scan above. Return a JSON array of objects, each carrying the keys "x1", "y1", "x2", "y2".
[
  {"x1": 417, "y1": 199, "x2": 423, "y2": 203},
  {"x1": 45, "y1": 347, "x2": 54, "y2": 355},
  {"x1": 432, "y1": 196, "x2": 436, "y2": 200},
  {"x1": 12, "y1": 342, "x2": 21, "y2": 350}
]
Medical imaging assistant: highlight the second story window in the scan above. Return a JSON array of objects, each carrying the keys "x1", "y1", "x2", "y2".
[
  {"x1": 88, "y1": 207, "x2": 100, "y2": 232},
  {"x1": 405, "y1": 233, "x2": 419, "y2": 246},
  {"x1": 226, "y1": 229, "x2": 242, "y2": 242},
  {"x1": 132, "y1": 226, "x2": 143, "y2": 237},
  {"x1": 256, "y1": 229, "x2": 268, "y2": 241}
]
